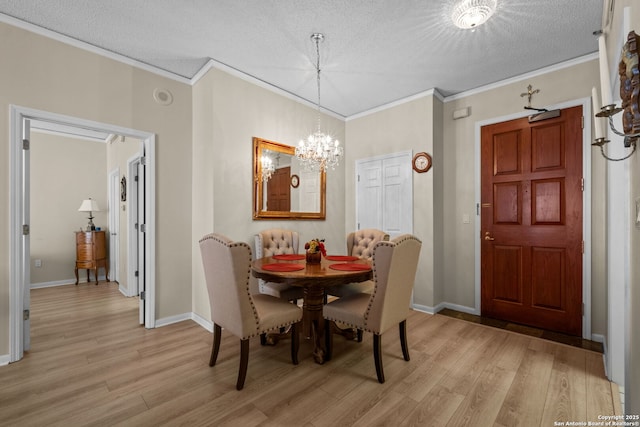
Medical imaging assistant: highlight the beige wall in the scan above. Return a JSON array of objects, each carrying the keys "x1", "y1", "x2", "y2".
[
  {"x1": 442, "y1": 60, "x2": 607, "y2": 335},
  {"x1": 30, "y1": 133, "x2": 107, "y2": 285},
  {"x1": 0, "y1": 21, "x2": 193, "y2": 355},
  {"x1": 346, "y1": 96, "x2": 437, "y2": 307},
  {"x1": 191, "y1": 67, "x2": 346, "y2": 322}
]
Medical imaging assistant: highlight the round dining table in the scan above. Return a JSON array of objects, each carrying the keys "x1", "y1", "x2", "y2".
[{"x1": 251, "y1": 255, "x2": 372, "y2": 364}]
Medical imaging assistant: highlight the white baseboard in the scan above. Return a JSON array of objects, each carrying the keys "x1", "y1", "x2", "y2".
[
  {"x1": 30, "y1": 279, "x2": 76, "y2": 289},
  {"x1": 0, "y1": 354, "x2": 10, "y2": 366},
  {"x1": 154, "y1": 312, "x2": 193, "y2": 328},
  {"x1": 191, "y1": 312, "x2": 213, "y2": 332},
  {"x1": 412, "y1": 301, "x2": 478, "y2": 316},
  {"x1": 30, "y1": 276, "x2": 109, "y2": 289}
]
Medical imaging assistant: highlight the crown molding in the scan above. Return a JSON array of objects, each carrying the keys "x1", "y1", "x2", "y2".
[
  {"x1": 0, "y1": 13, "x2": 192, "y2": 85},
  {"x1": 346, "y1": 88, "x2": 444, "y2": 121},
  {"x1": 443, "y1": 52, "x2": 598, "y2": 103}
]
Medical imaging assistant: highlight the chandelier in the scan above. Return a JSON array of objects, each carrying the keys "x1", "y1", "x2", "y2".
[
  {"x1": 295, "y1": 33, "x2": 343, "y2": 172},
  {"x1": 261, "y1": 154, "x2": 275, "y2": 181},
  {"x1": 452, "y1": 0, "x2": 497, "y2": 29}
]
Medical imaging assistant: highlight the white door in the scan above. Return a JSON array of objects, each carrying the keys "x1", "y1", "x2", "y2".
[
  {"x1": 356, "y1": 151, "x2": 413, "y2": 237},
  {"x1": 22, "y1": 118, "x2": 31, "y2": 352},
  {"x1": 108, "y1": 169, "x2": 120, "y2": 283}
]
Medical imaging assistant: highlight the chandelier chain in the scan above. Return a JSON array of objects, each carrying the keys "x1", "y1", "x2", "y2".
[{"x1": 295, "y1": 33, "x2": 343, "y2": 172}]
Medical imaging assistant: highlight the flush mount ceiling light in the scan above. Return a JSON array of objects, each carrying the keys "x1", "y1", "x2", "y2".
[{"x1": 452, "y1": 0, "x2": 497, "y2": 29}]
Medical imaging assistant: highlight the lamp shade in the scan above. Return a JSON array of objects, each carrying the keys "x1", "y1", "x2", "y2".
[{"x1": 78, "y1": 199, "x2": 100, "y2": 212}]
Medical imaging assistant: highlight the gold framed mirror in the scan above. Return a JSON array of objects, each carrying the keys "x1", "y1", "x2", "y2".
[{"x1": 253, "y1": 137, "x2": 326, "y2": 220}]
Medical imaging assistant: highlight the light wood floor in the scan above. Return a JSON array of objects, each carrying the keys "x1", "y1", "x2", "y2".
[{"x1": 0, "y1": 282, "x2": 620, "y2": 426}]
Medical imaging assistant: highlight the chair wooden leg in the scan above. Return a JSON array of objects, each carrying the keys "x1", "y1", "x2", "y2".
[
  {"x1": 209, "y1": 323, "x2": 222, "y2": 367},
  {"x1": 291, "y1": 322, "x2": 300, "y2": 365},
  {"x1": 373, "y1": 334, "x2": 385, "y2": 383},
  {"x1": 357, "y1": 329, "x2": 363, "y2": 342},
  {"x1": 237, "y1": 339, "x2": 250, "y2": 390},
  {"x1": 324, "y1": 319, "x2": 333, "y2": 361},
  {"x1": 260, "y1": 333, "x2": 267, "y2": 346},
  {"x1": 399, "y1": 320, "x2": 410, "y2": 361}
]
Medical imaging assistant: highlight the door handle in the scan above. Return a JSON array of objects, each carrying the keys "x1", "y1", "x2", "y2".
[{"x1": 484, "y1": 232, "x2": 495, "y2": 241}]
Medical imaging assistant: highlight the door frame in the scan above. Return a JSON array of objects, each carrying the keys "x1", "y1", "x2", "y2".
[
  {"x1": 473, "y1": 97, "x2": 592, "y2": 339},
  {"x1": 9, "y1": 105, "x2": 157, "y2": 362}
]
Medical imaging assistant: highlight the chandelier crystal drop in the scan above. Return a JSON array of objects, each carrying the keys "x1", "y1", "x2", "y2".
[
  {"x1": 295, "y1": 33, "x2": 343, "y2": 172},
  {"x1": 452, "y1": 0, "x2": 497, "y2": 29}
]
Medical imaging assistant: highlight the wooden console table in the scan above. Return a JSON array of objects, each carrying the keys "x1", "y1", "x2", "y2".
[{"x1": 75, "y1": 231, "x2": 109, "y2": 285}]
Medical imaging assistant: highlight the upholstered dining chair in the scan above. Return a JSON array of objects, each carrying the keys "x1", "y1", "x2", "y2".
[
  {"x1": 254, "y1": 229, "x2": 305, "y2": 303},
  {"x1": 327, "y1": 228, "x2": 390, "y2": 298},
  {"x1": 199, "y1": 233, "x2": 303, "y2": 390},
  {"x1": 323, "y1": 234, "x2": 422, "y2": 383}
]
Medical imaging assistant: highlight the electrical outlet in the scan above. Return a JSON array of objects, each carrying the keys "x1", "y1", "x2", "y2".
[{"x1": 34, "y1": 259, "x2": 42, "y2": 268}]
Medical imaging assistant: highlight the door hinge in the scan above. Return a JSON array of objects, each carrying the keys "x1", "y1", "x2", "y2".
[
  {"x1": 22, "y1": 224, "x2": 29, "y2": 235},
  {"x1": 580, "y1": 178, "x2": 584, "y2": 191},
  {"x1": 22, "y1": 139, "x2": 30, "y2": 150},
  {"x1": 140, "y1": 156, "x2": 146, "y2": 166},
  {"x1": 134, "y1": 175, "x2": 139, "y2": 182},
  {"x1": 140, "y1": 224, "x2": 146, "y2": 233},
  {"x1": 357, "y1": 174, "x2": 360, "y2": 182},
  {"x1": 582, "y1": 240, "x2": 585, "y2": 254},
  {"x1": 582, "y1": 303, "x2": 585, "y2": 316},
  {"x1": 135, "y1": 270, "x2": 139, "y2": 277},
  {"x1": 23, "y1": 309, "x2": 30, "y2": 320},
  {"x1": 581, "y1": 116, "x2": 584, "y2": 129},
  {"x1": 140, "y1": 291, "x2": 146, "y2": 300}
]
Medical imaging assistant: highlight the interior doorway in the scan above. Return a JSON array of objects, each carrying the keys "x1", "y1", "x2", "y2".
[{"x1": 9, "y1": 105, "x2": 157, "y2": 362}]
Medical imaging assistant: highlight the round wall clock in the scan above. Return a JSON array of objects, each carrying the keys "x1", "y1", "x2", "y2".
[
  {"x1": 412, "y1": 152, "x2": 432, "y2": 173},
  {"x1": 290, "y1": 174, "x2": 300, "y2": 188}
]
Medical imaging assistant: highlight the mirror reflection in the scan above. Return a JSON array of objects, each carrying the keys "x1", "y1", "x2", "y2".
[{"x1": 253, "y1": 137, "x2": 326, "y2": 220}]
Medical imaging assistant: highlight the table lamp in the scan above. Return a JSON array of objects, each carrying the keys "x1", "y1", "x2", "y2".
[{"x1": 78, "y1": 198, "x2": 100, "y2": 231}]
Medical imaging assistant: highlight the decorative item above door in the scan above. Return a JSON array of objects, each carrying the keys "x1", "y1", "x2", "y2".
[{"x1": 253, "y1": 137, "x2": 326, "y2": 220}]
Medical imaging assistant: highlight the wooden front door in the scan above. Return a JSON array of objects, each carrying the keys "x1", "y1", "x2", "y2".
[{"x1": 480, "y1": 106, "x2": 583, "y2": 336}]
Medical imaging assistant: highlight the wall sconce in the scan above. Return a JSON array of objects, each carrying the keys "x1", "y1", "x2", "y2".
[
  {"x1": 593, "y1": 30, "x2": 640, "y2": 161},
  {"x1": 592, "y1": 104, "x2": 639, "y2": 161}
]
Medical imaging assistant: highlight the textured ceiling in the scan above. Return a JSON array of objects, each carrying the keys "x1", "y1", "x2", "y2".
[{"x1": 0, "y1": 0, "x2": 603, "y2": 117}]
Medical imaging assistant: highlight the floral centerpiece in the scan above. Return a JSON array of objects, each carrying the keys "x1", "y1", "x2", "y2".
[{"x1": 304, "y1": 238, "x2": 326, "y2": 264}]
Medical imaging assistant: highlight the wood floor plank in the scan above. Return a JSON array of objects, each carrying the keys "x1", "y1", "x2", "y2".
[
  {"x1": 0, "y1": 283, "x2": 621, "y2": 427},
  {"x1": 493, "y1": 348, "x2": 555, "y2": 427},
  {"x1": 539, "y1": 345, "x2": 588, "y2": 425}
]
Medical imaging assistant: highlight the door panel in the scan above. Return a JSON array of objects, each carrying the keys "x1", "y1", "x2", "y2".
[{"x1": 481, "y1": 106, "x2": 583, "y2": 336}]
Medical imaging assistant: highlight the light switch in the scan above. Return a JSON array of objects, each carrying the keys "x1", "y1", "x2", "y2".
[{"x1": 462, "y1": 214, "x2": 470, "y2": 224}]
